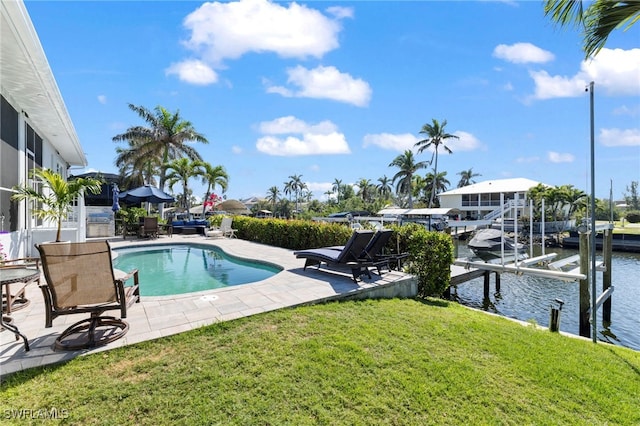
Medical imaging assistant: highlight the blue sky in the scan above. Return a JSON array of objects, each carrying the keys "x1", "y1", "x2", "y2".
[{"x1": 26, "y1": 0, "x2": 640, "y2": 202}]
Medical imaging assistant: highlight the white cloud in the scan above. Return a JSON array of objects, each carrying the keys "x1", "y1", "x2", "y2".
[
  {"x1": 448, "y1": 131, "x2": 483, "y2": 152},
  {"x1": 306, "y1": 181, "x2": 333, "y2": 193},
  {"x1": 256, "y1": 116, "x2": 350, "y2": 156},
  {"x1": 326, "y1": 6, "x2": 353, "y2": 19},
  {"x1": 363, "y1": 130, "x2": 482, "y2": 153},
  {"x1": 256, "y1": 133, "x2": 350, "y2": 156},
  {"x1": 165, "y1": 59, "x2": 218, "y2": 85},
  {"x1": 493, "y1": 42, "x2": 554, "y2": 64},
  {"x1": 97, "y1": 95, "x2": 107, "y2": 104},
  {"x1": 600, "y1": 128, "x2": 640, "y2": 147},
  {"x1": 530, "y1": 48, "x2": 640, "y2": 100},
  {"x1": 266, "y1": 65, "x2": 372, "y2": 107},
  {"x1": 362, "y1": 133, "x2": 418, "y2": 152},
  {"x1": 232, "y1": 145, "x2": 243, "y2": 154},
  {"x1": 548, "y1": 151, "x2": 575, "y2": 163},
  {"x1": 258, "y1": 115, "x2": 337, "y2": 135},
  {"x1": 182, "y1": 0, "x2": 343, "y2": 67}
]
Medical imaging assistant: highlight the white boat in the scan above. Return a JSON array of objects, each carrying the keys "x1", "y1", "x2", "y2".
[{"x1": 468, "y1": 228, "x2": 528, "y2": 263}]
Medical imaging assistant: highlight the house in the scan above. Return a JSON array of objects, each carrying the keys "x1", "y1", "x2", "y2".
[
  {"x1": 1, "y1": 0, "x2": 89, "y2": 257},
  {"x1": 438, "y1": 178, "x2": 545, "y2": 220}
]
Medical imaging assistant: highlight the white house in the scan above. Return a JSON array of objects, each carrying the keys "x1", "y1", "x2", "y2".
[
  {"x1": 1, "y1": 0, "x2": 88, "y2": 258},
  {"x1": 438, "y1": 178, "x2": 545, "y2": 220}
]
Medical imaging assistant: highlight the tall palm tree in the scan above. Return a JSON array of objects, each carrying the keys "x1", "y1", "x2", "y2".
[
  {"x1": 356, "y1": 178, "x2": 373, "y2": 203},
  {"x1": 287, "y1": 174, "x2": 305, "y2": 213},
  {"x1": 200, "y1": 163, "x2": 228, "y2": 215},
  {"x1": 165, "y1": 158, "x2": 205, "y2": 217},
  {"x1": 266, "y1": 186, "x2": 280, "y2": 212},
  {"x1": 389, "y1": 150, "x2": 428, "y2": 208},
  {"x1": 457, "y1": 168, "x2": 481, "y2": 188},
  {"x1": 414, "y1": 119, "x2": 458, "y2": 208},
  {"x1": 112, "y1": 104, "x2": 208, "y2": 192},
  {"x1": 544, "y1": 0, "x2": 640, "y2": 58},
  {"x1": 376, "y1": 175, "x2": 393, "y2": 200},
  {"x1": 332, "y1": 178, "x2": 343, "y2": 204}
]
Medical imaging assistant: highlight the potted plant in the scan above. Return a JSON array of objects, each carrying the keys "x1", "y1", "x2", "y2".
[{"x1": 12, "y1": 168, "x2": 103, "y2": 242}]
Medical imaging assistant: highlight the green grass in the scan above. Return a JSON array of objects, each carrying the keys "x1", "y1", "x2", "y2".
[{"x1": 2, "y1": 299, "x2": 639, "y2": 425}]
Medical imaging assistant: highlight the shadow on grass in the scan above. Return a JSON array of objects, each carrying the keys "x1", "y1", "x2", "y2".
[{"x1": 605, "y1": 345, "x2": 640, "y2": 377}]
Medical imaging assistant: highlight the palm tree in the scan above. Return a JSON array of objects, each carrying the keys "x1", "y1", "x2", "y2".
[
  {"x1": 114, "y1": 140, "x2": 159, "y2": 188},
  {"x1": 266, "y1": 186, "x2": 280, "y2": 212},
  {"x1": 165, "y1": 158, "x2": 205, "y2": 217},
  {"x1": 112, "y1": 104, "x2": 208, "y2": 192},
  {"x1": 389, "y1": 150, "x2": 428, "y2": 208},
  {"x1": 200, "y1": 163, "x2": 228, "y2": 216},
  {"x1": 414, "y1": 119, "x2": 458, "y2": 208},
  {"x1": 332, "y1": 178, "x2": 343, "y2": 204},
  {"x1": 457, "y1": 168, "x2": 481, "y2": 188},
  {"x1": 356, "y1": 178, "x2": 373, "y2": 203},
  {"x1": 287, "y1": 174, "x2": 305, "y2": 213},
  {"x1": 424, "y1": 170, "x2": 450, "y2": 208},
  {"x1": 544, "y1": 0, "x2": 640, "y2": 58},
  {"x1": 12, "y1": 169, "x2": 103, "y2": 242},
  {"x1": 376, "y1": 175, "x2": 393, "y2": 200}
]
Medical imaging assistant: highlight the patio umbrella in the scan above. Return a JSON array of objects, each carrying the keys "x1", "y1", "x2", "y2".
[
  {"x1": 111, "y1": 184, "x2": 121, "y2": 213},
  {"x1": 118, "y1": 185, "x2": 175, "y2": 204}
]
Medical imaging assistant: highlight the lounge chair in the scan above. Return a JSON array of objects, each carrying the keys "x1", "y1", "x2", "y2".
[
  {"x1": 36, "y1": 241, "x2": 140, "y2": 351},
  {"x1": 220, "y1": 217, "x2": 237, "y2": 238},
  {"x1": 331, "y1": 229, "x2": 408, "y2": 273},
  {"x1": 293, "y1": 230, "x2": 375, "y2": 282}
]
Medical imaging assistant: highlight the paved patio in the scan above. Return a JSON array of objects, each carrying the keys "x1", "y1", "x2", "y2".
[{"x1": 1, "y1": 235, "x2": 416, "y2": 378}]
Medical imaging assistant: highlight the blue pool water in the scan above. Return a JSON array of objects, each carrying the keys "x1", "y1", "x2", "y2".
[{"x1": 113, "y1": 244, "x2": 282, "y2": 296}]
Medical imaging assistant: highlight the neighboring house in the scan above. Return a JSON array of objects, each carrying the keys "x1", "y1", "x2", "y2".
[
  {"x1": 438, "y1": 178, "x2": 545, "y2": 220},
  {"x1": 1, "y1": 0, "x2": 89, "y2": 257}
]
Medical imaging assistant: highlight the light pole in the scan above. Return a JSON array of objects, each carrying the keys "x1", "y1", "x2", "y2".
[{"x1": 588, "y1": 81, "x2": 597, "y2": 343}]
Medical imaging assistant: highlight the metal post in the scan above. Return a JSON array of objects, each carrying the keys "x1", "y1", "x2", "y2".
[
  {"x1": 588, "y1": 81, "x2": 597, "y2": 343},
  {"x1": 579, "y1": 228, "x2": 591, "y2": 338},
  {"x1": 603, "y1": 228, "x2": 613, "y2": 323}
]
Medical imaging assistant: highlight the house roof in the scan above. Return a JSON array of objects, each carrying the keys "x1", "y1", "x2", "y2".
[
  {"x1": 1, "y1": 0, "x2": 86, "y2": 166},
  {"x1": 439, "y1": 178, "x2": 545, "y2": 196}
]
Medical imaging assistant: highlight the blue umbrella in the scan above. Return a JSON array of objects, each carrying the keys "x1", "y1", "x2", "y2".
[
  {"x1": 112, "y1": 184, "x2": 121, "y2": 212},
  {"x1": 118, "y1": 185, "x2": 175, "y2": 204}
]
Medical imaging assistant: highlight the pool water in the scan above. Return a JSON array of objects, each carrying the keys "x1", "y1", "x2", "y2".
[{"x1": 113, "y1": 244, "x2": 282, "y2": 296}]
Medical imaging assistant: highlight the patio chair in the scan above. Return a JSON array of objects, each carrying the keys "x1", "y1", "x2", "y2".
[
  {"x1": 220, "y1": 217, "x2": 237, "y2": 238},
  {"x1": 36, "y1": 241, "x2": 140, "y2": 351},
  {"x1": 139, "y1": 216, "x2": 159, "y2": 239},
  {"x1": 293, "y1": 230, "x2": 375, "y2": 283},
  {"x1": 330, "y1": 229, "x2": 409, "y2": 273}
]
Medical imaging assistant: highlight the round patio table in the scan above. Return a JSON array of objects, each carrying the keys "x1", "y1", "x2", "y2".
[{"x1": 1, "y1": 267, "x2": 39, "y2": 351}]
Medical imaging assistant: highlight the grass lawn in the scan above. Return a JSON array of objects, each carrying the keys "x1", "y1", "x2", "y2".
[{"x1": 2, "y1": 298, "x2": 639, "y2": 425}]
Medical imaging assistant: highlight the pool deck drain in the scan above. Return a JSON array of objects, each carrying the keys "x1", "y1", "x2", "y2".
[{"x1": 1, "y1": 235, "x2": 416, "y2": 378}]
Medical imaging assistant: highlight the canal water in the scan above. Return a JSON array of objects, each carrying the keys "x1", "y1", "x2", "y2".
[{"x1": 452, "y1": 243, "x2": 640, "y2": 351}]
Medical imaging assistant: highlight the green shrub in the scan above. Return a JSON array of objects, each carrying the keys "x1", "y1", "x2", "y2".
[
  {"x1": 393, "y1": 223, "x2": 454, "y2": 297},
  {"x1": 625, "y1": 211, "x2": 640, "y2": 223}
]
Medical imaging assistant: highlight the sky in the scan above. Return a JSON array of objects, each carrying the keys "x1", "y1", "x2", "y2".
[{"x1": 25, "y1": 0, "x2": 640, "y2": 203}]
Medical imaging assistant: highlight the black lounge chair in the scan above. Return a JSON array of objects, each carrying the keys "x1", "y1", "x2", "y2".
[
  {"x1": 293, "y1": 230, "x2": 375, "y2": 282},
  {"x1": 330, "y1": 229, "x2": 408, "y2": 273}
]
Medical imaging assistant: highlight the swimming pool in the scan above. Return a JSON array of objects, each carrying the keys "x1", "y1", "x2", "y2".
[{"x1": 113, "y1": 243, "x2": 282, "y2": 296}]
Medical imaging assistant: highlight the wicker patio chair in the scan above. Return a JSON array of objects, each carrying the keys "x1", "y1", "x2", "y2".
[{"x1": 36, "y1": 241, "x2": 140, "y2": 351}]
